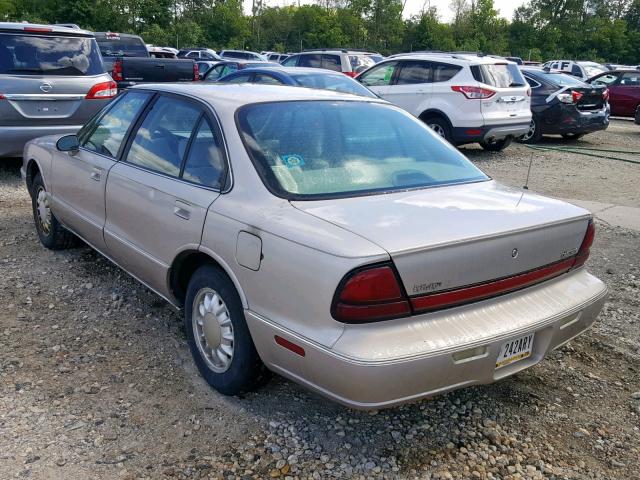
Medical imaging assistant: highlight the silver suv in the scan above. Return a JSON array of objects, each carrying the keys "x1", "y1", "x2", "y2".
[{"x1": 0, "y1": 22, "x2": 116, "y2": 158}]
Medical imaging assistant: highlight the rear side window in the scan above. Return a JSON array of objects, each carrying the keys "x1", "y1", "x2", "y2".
[
  {"x1": 80, "y1": 91, "x2": 151, "y2": 158},
  {"x1": 125, "y1": 96, "x2": 201, "y2": 176},
  {"x1": 523, "y1": 75, "x2": 541, "y2": 88},
  {"x1": 182, "y1": 117, "x2": 227, "y2": 189},
  {"x1": 396, "y1": 61, "x2": 432, "y2": 84},
  {"x1": 299, "y1": 54, "x2": 322, "y2": 68},
  {"x1": 471, "y1": 63, "x2": 526, "y2": 87},
  {"x1": 358, "y1": 61, "x2": 397, "y2": 86},
  {"x1": 322, "y1": 54, "x2": 342, "y2": 72},
  {"x1": 433, "y1": 63, "x2": 462, "y2": 82},
  {"x1": 0, "y1": 33, "x2": 104, "y2": 76}
]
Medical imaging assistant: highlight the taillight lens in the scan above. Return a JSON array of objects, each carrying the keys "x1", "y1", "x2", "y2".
[
  {"x1": 344, "y1": 71, "x2": 358, "y2": 78},
  {"x1": 572, "y1": 90, "x2": 583, "y2": 103},
  {"x1": 85, "y1": 81, "x2": 118, "y2": 99},
  {"x1": 603, "y1": 89, "x2": 609, "y2": 101},
  {"x1": 451, "y1": 85, "x2": 495, "y2": 99},
  {"x1": 0, "y1": 93, "x2": 5, "y2": 100},
  {"x1": 526, "y1": 87, "x2": 531, "y2": 97},
  {"x1": 572, "y1": 220, "x2": 595, "y2": 269},
  {"x1": 333, "y1": 264, "x2": 410, "y2": 323},
  {"x1": 193, "y1": 62, "x2": 199, "y2": 81},
  {"x1": 111, "y1": 59, "x2": 123, "y2": 82}
]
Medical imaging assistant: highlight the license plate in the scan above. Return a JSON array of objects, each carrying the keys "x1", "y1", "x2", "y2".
[{"x1": 496, "y1": 333, "x2": 534, "y2": 369}]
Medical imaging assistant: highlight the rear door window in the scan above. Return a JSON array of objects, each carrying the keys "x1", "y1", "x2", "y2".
[
  {"x1": 433, "y1": 63, "x2": 462, "y2": 82},
  {"x1": 0, "y1": 33, "x2": 104, "y2": 76},
  {"x1": 282, "y1": 55, "x2": 299, "y2": 66},
  {"x1": 358, "y1": 61, "x2": 398, "y2": 86},
  {"x1": 182, "y1": 117, "x2": 227, "y2": 189},
  {"x1": 299, "y1": 54, "x2": 322, "y2": 68},
  {"x1": 80, "y1": 91, "x2": 151, "y2": 158},
  {"x1": 124, "y1": 96, "x2": 202, "y2": 177},
  {"x1": 396, "y1": 61, "x2": 432, "y2": 84},
  {"x1": 321, "y1": 54, "x2": 342, "y2": 72}
]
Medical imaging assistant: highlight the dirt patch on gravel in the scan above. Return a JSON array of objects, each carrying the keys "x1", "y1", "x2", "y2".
[{"x1": 1, "y1": 122, "x2": 639, "y2": 479}]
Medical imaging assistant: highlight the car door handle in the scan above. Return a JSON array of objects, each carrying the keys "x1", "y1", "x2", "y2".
[
  {"x1": 90, "y1": 168, "x2": 102, "y2": 181},
  {"x1": 174, "y1": 200, "x2": 191, "y2": 220}
]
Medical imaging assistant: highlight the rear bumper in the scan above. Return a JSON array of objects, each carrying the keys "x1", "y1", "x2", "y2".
[
  {"x1": 538, "y1": 104, "x2": 609, "y2": 135},
  {"x1": 247, "y1": 268, "x2": 607, "y2": 409},
  {"x1": 0, "y1": 125, "x2": 82, "y2": 158},
  {"x1": 452, "y1": 122, "x2": 530, "y2": 144}
]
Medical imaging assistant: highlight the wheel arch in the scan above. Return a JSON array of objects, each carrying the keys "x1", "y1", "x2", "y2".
[
  {"x1": 25, "y1": 158, "x2": 43, "y2": 196},
  {"x1": 168, "y1": 248, "x2": 248, "y2": 309}
]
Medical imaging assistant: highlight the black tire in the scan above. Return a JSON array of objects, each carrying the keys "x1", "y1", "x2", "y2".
[
  {"x1": 518, "y1": 117, "x2": 542, "y2": 144},
  {"x1": 31, "y1": 173, "x2": 78, "y2": 250},
  {"x1": 480, "y1": 137, "x2": 513, "y2": 152},
  {"x1": 562, "y1": 133, "x2": 584, "y2": 141},
  {"x1": 634, "y1": 106, "x2": 640, "y2": 125},
  {"x1": 184, "y1": 264, "x2": 270, "y2": 395},
  {"x1": 423, "y1": 116, "x2": 453, "y2": 143}
]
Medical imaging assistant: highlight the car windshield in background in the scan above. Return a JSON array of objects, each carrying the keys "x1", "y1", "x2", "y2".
[
  {"x1": 474, "y1": 63, "x2": 526, "y2": 87},
  {"x1": 237, "y1": 101, "x2": 488, "y2": 199},
  {"x1": 96, "y1": 37, "x2": 148, "y2": 57},
  {"x1": 0, "y1": 33, "x2": 104, "y2": 75},
  {"x1": 582, "y1": 64, "x2": 607, "y2": 78},
  {"x1": 543, "y1": 72, "x2": 587, "y2": 87},
  {"x1": 290, "y1": 73, "x2": 376, "y2": 97}
]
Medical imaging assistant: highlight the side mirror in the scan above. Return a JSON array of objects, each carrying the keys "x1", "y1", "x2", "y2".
[{"x1": 56, "y1": 134, "x2": 80, "y2": 153}]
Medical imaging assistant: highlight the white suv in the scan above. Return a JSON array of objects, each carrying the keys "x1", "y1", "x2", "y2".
[
  {"x1": 357, "y1": 53, "x2": 532, "y2": 151},
  {"x1": 541, "y1": 60, "x2": 607, "y2": 81}
]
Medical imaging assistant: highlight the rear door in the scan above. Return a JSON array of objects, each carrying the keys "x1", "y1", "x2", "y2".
[
  {"x1": 473, "y1": 63, "x2": 531, "y2": 127},
  {"x1": 382, "y1": 60, "x2": 433, "y2": 114},
  {"x1": 51, "y1": 90, "x2": 151, "y2": 250},
  {"x1": 0, "y1": 30, "x2": 109, "y2": 127},
  {"x1": 104, "y1": 94, "x2": 225, "y2": 296}
]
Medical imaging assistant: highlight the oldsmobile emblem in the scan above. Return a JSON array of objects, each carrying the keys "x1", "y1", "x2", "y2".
[
  {"x1": 511, "y1": 248, "x2": 519, "y2": 259},
  {"x1": 40, "y1": 82, "x2": 53, "y2": 93}
]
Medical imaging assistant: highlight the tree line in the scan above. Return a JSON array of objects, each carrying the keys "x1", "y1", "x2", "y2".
[{"x1": 1, "y1": 0, "x2": 640, "y2": 63}]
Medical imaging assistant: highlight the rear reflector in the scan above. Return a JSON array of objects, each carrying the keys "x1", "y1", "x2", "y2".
[
  {"x1": 274, "y1": 335, "x2": 305, "y2": 357},
  {"x1": 0, "y1": 94, "x2": 5, "y2": 100},
  {"x1": 465, "y1": 129, "x2": 483, "y2": 136},
  {"x1": 85, "y1": 81, "x2": 118, "y2": 99}
]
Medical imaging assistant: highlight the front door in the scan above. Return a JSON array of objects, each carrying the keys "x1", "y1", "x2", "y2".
[
  {"x1": 50, "y1": 90, "x2": 151, "y2": 250},
  {"x1": 104, "y1": 94, "x2": 227, "y2": 298}
]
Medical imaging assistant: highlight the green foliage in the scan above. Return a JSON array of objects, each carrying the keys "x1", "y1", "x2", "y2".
[{"x1": 0, "y1": 0, "x2": 638, "y2": 63}]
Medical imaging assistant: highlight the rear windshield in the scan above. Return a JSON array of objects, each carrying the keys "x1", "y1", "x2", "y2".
[
  {"x1": 0, "y1": 33, "x2": 104, "y2": 76},
  {"x1": 96, "y1": 35, "x2": 148, "y2": 57},
  {"x1": 349, "y1": 55, "x2": 375, "y2": 71},
  {"x1": 290, "y1": 73, "x2": 376, "y2": 97},
  {"x1": 237, "y1": 101, "x2": 488, "y2": 199},
  {"x1": 473, "y1": 63, "x2": 526, "y2": 87}
]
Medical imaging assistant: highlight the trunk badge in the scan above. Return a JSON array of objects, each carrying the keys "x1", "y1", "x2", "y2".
[
  {"x1": 40, "y1": 82, "x2": 53, "y2": 93},
  {"x1": 511, "y1": 248, "x2": 519, "y2": 259}
]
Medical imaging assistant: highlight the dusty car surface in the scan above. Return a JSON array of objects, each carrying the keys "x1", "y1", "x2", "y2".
[{"x1": 22, "y1": 84, "x2": 607, "y2": 409}]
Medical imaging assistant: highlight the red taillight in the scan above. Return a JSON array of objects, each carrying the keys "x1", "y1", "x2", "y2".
[
  {"x1": 572, "y1": 220, "x2": 595, "y2": 269},
  {"x1": 572, "y1": 90, "x2": 583, "y2": 103},
  {"x1": 193, "y1": 62, "x2": 199, "y2": 81},
  {"x1": 451, "y1": 85, "x2": 495, "y2": 99},
  {"x1": 0, "y1": 93, "x2": 5, "y2": 100},
  {"x1": 526, "y1": 87, "x2": 531, "y2": 97},
  {"x1": 344, "y1": 71, "x2": 358, "y2": 78},
  {"x1": 24, "y1": 26, "x2": 52, "y2": 33},
  {"x1": 603, "y1": 89, "x2": 609, "y2": 102},
  {"x1": 85, "y1": 81, "x2": 117, "y2": 99},
  {"x1": 333, "y1": 265, "x2": 410, "y2": 323},
  {"x1": 111, "y1": 59, "x2": 123, "y2": 82}
]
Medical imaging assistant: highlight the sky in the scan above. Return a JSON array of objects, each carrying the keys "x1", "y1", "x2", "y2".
[{"x1": 242, "y1": 0, "x2": 527, "y2": 21}]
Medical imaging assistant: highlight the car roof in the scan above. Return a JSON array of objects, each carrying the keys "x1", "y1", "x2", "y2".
[
  {"x1": 0, "y1": 22, "x2": 93, "y2": 37},
  {"x1": 131, "y1": 83, "x2": 384, "y2": 109},
  {"x1": 387, "y1": 53, "x2": 511, "y2": 65}
]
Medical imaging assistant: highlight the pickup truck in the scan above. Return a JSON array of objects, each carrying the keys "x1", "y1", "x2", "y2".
[{"x1": 95, "y1": 32, "x2": 198, "y2": 89}]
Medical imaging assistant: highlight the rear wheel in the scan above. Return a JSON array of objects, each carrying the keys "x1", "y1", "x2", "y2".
[
  {"x1": 562, "y1": 133, "x2": 584, "y2": 141},
  {"x1": 634, "y1": 106, "x2": 640, "y2": 125},
  {"x1": 184, "y1": 264, "x2": 270, "y2": 395},
  {"x1": 480, "y1": 137, "x2": 513, "y2": 152},
  {"x1": 518, "y1": 117, "x2": 542, "y2": 144},
  {"x1": 423, "y1": 116, "x2": 452, "y2": 143},
  {"x1": 31, "y1": 173, "x2": 78, "y2": 250}
]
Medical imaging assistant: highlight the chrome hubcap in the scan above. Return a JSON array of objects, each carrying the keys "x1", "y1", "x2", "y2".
[
  {"x1": 429, "y1": 123, "x2": 446, "y2": 138},
  {"x1": 522, "y1": 119, "x2": 536, "y2": 141},
  {"x1": 36, "y1": 187, "x2": 52, "y2": 234},
  {"x1": 192, "y1": 288, "x2": 234, "y2": 373}
]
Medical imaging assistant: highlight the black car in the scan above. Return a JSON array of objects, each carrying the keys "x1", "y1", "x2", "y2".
[
  {"x1": 519, "y1": 67, "x2": 609, "y2": 143},
  {"x1": 202, "y1": 60, "x2": 280, "y2": 81}
]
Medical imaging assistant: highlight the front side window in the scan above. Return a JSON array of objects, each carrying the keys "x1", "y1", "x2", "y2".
[
  {"x1": 182, "y1": 117, "x2": 226, "y2": 189},
  {"x1": 396, "y1": 61, "x2": 432, "y2": 84},
  {"x1": 125, "y1": 96, "x2": 201, "y2": 176},
  {"x1": 0, "y1": 33, "x2": 103, "y2": 76},
  {"x1": 80, "y1": 91, "x2": 150, "y2": 158},
  {"x1": 358, "y1": 61, "x2": 397, "y2": 87},
  {"x1": 237, "y1": 101, "x2": 488, "y2": 199},
  {"x1": 620, "y1": 72, "x2": 640, "y2": 86},
  {"x1": 282, "y1": 55, "x2": 299, "y2": 67},
  {"x1": 590, "y1": 73, "x2": 619, "y2": 86}
]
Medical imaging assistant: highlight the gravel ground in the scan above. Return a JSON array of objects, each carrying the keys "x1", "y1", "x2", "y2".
[{"x1": 1, "y1": 121, "x2": 639, "y2": 479}]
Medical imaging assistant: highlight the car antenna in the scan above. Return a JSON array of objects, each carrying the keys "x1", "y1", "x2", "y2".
[{"x1": 523, "y1": 151, "x2": 534, "y2": 190}]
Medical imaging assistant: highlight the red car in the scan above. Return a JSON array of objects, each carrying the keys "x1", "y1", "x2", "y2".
[{"x1": 588, "y1": 70, "x2": 640, "y2": 123}]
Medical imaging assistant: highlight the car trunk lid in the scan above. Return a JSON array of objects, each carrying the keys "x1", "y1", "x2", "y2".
[
  {"x1": 292, "y1": 181, "x2": 591, "y2": 300},
  {"x1": 571, "y1": 85, "x2": 607, "y2": 111}
]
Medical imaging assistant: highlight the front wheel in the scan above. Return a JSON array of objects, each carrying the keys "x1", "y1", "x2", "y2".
[
  {"x1": 480, "y1": 137, "x2": 513, "y2": 152},
  {"x1": 184, "y1": 265, "x2": 270, "y2": 395},
  {"x1": 423, "y1": 116, "x2": 452, "y2": 143},
  {"x1": 31, "y1": 173, "x2": 78, "y2": 250}
]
